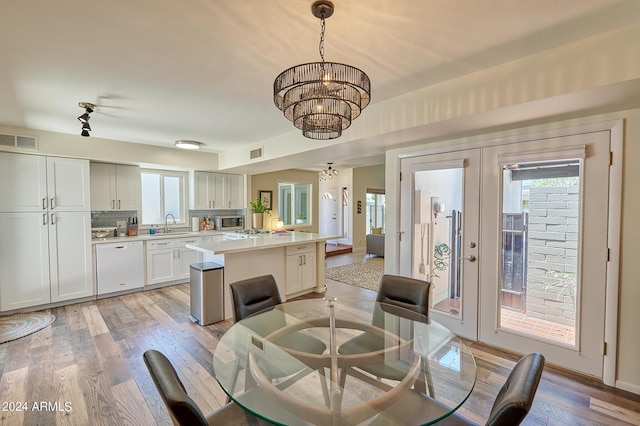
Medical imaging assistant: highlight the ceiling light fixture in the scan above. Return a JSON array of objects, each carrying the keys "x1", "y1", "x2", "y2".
[
  {"x1": 77, "y1": 102, "x2": 95, "y2": 137},
  {"x1": 175, "y1": 140, "x2": 203, "y2": 150},
  {"x1": 273, "y1": 1, "x2": 371, "y2": 140},
  {"x1": 319, "y1": 162, "x2": 338, "y2": 181}
]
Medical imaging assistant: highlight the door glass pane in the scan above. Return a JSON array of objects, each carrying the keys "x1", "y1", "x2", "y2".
[
  {"x1": 500, "y1": 160, "x2": 580, "y2": 346},
  {"x1": 413, "y1": 168, "x2": 464, "y2": 318}
]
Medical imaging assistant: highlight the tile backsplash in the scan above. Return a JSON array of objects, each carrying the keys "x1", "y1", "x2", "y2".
[{"x1": 91, "y1": 209, "x2": 246, "y2": 230}]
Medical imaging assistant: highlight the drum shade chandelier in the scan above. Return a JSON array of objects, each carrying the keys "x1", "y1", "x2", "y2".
[{"x1": 273, "y1": 1, "x2": 370, "y2": 140}]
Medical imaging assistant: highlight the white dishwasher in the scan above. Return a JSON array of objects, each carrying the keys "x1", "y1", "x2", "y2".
[{"x1": 96, "y1": 241, "x2": 145, "y2": 295}]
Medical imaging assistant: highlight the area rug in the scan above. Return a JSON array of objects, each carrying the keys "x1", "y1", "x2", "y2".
[
  {"x1": 0, "y1": 313, "x2": 56, "y2": 344},
  {"x1": 325, "y1": 262, "x2": 384, "y2": 291}
]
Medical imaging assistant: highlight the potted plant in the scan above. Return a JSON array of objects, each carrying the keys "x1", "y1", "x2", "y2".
[
  {"x1": 249, "y1": 198, "x2": 271, "y2": 229},
  {"x1": 295, "y1": 212, "x2": 307, "y2": 224}
]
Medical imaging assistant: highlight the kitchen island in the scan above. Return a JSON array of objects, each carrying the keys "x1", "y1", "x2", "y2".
[{"x1": 186, "y1": 231, "x2": 339, "y2": 320}]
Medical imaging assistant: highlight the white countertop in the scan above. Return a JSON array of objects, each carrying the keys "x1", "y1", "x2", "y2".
[
  {"x1": 185, "y1": 231, "x2": 340, "y2": 255},
  {"x1": 91, "y1": 230, "x2": 222, "y2": 244}
]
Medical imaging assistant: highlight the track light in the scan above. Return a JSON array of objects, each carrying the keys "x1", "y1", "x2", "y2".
[{"x1": 78, "y1": 102, "x2": 95, "y2": 137}]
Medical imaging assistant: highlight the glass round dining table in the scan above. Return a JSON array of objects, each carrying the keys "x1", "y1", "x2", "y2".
[{"x1": 212, "y1": 298, "x2": 476, "y2": 425}]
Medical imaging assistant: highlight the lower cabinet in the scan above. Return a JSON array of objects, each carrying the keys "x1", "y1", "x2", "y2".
[
  {"x1": 146, "y1": 237, "x2": 201, "y2": 286},
  {"x1": 0, "y1": 211, "x2": 92, "y2": 311},
  {"x1": 285, "y1": 244, "x2": 316, "y2": 295}
]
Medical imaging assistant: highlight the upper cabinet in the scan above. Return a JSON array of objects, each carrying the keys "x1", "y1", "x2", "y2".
[
  {"x1": 192, "y1": 172, "x2": 244, "y2": 210},
  {"x1": 0, "y1": 153, "x2": 90, "y2": 212},
  {"x1": 90, "y1": 163, "x2": 141, "y2": 211}
]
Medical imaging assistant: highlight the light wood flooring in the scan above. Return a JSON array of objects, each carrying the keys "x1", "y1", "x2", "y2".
[{"x1": 0, "y1": 252, "x2": 638, "y2": 425}]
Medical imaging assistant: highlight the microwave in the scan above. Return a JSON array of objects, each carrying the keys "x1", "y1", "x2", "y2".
[{"x1": 214, "y1": 215, "x2": 244, "y2": 230}]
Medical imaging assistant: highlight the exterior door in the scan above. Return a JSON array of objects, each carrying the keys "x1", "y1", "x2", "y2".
[
  {"x1": 319, "y1": 187, "x2": 341, "y2": 238},
  {"x1": 400, "y1": 149, "x2": 481, "y2": 339},
  {"x1": 479, "y1": 131, "x2": 611, "y2": 377}
]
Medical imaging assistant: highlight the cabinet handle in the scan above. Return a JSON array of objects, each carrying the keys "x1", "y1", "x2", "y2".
[
  {"x1": 42, "y1": 198, "x2": 47, "y2": 210},
  {"x1": 299, "y1": 255, "x2": 303, "y2": 266},
  {"x1": 43, "y1": 213, "x2": 47, "y2": 225},
  {"x1": 303, "y1": 254, "x2": 306, "y2": 265},
  {"x1": 50, "y1": 213, "x2": 56, "y2": 225},
  {"x1": 112, "y1": 200, "x2": 115, "y2": 209},
  {"x1": 118, "y1": 200, "x2": 121, "y2": 209},
  {"x1": 212, "y1": 200, "x2": 215, "y2": 208},
  {"x1": 50, "y1": 197, "x2": 55, "y2": 210}
]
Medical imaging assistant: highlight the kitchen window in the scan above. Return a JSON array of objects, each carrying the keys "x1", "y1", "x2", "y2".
[
  {"x1": 141, "y1": 170, "x2": 188, "y2": 226},
  {"x1": 279, "y1": 183, "x2": 311, "y2": 227}
]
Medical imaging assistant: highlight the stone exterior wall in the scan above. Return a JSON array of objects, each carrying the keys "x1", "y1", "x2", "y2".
[{"x1": 525, "y1": 186, "x2": 579, "y2": 326}]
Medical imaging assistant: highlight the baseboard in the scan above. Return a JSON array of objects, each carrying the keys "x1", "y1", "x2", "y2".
[{"x1": 615, "y1": 380, "x2": 640, "y2": 395}]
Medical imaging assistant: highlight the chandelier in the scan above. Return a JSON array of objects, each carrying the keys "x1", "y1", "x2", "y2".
[
  {"x1": 319, "y1": 163, "x2": 338, "y2": 181},
  {"x1": 273, "y1": 1, "x2": 371, "y2": 140}
]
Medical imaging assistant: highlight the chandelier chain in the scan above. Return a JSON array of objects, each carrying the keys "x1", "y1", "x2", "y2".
[{"x1": 319, "y1": 14, "x2": 326, "y2": 63}]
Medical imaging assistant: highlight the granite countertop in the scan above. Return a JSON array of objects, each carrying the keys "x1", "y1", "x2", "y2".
[{"x1": 186, "y1": 231, "x2": 340, "y2": 255}]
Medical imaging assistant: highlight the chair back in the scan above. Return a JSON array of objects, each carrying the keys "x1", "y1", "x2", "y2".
[
  {"x1": 376, "y1": 274, "x2": 431, "y2": 317},
  {"x1": 229, "y1": 275, "x2": 282, "y2": 322},
  {"x1": 486, "y1": 352, "x2": 545, "y2": 426},
  {"x1": 143, "y1": 350, "x2": 208, "y2": 426}
]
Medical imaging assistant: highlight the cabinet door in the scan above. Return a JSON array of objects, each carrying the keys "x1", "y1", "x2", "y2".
[
  {"x1": 115, "y1": 165, "x2": 141, "y2": 211},
  {"x1": 301, "y1": 252, "x2": 316, "y2": 290},
  {"x1": 146, "y1": 243, "x2": 176, "y2": 285},
  {"x1": 0, "y1": 212, "x2": 50, "y2": 311},
  {"x1": 193, "y1": 172, "x2": 212, "y2": 209},
  {"x1": 47, "y1": 157, "x2": 91, "y2": 211},
  {"x1": 226, "y1": 174, "x2": 244, "y2": 209},
  {"x1": 0, "y1": 152, "x2": 47, "y2": 212},
  {"x1": 176, "y1": 248, "x2": 199, "y2": 281},
  {"x1": 286, "y1": 254, "x2": 303, "y2": 294},
  {"x1": 212, "y1": 173, "x2": 226, "y2": 209},
  {"x1": 90, "y1": 163, "x2": 117, "y2": 210},
  {"x1": 49, "y1": 211, "x2": 93, "y2": 302}
]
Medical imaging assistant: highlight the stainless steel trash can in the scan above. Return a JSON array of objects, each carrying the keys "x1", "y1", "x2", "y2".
[{"x1": 189, "y1": 262, "x2": 224, "y2": 325}]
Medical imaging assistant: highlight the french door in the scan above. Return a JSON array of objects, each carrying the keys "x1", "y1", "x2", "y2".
[
  {"x1": 399, "y1": 149, "x2": 481, "y2": 339},
  {"x1": 399, "y1": 130, "x2": 612, "y2": 377}
]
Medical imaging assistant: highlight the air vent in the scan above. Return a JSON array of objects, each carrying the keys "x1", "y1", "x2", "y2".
[
  {"x1": 249, "y1": 147, "x2": 263, "y2": 160},
  {"x1": 0, "y1": 133, "x2": 38, "y2": 151}
]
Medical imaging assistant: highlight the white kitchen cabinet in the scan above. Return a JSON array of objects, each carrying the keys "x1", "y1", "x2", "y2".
[
  {"x1": 285, "y1": 244, "x2": 316, "y2": 295},
  {"x1": 192, "y1": 172, "x2": 244, "y2": 209},
  {"x1": 193, "y1": 172, "x2": 225, "y2": 209},
  {"x1": 0, "y1": 212, "x2": 51, "y2": 310},
  {"x1": 90, "y1": 163, "x2": 141, "y2": 211},
  {"x1": 49, "y1": 211, "x2": 93, "y2": 302},
  {"x1": 0, "y1": 211, "x2": 93, "y2": 311},
  {"x1": 226, "y1": 174, "x2": 245, "y2": 209},
  {"x1": 0, "y1": 153, "x2": 90, "y2": 212},
  {"x1": 146, "y1": 237, "x2": 202, "y2": 285}
]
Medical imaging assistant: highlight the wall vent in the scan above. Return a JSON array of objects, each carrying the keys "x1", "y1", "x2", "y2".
[
  {"x1": 0, "y1": 133, "x2": 38, "y2": 151},
  {"x1": 249, "y1": 147, "x2": 263, "y2": 160}
]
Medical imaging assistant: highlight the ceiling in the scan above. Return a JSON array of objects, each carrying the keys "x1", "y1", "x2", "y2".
[{"x1": 1, "y1": 0, "x2": 640, "y2": 171}]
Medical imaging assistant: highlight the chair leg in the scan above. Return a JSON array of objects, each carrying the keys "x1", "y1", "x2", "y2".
[{"x1": 415, "y1": 358, "x2": 436, "y2": 397}]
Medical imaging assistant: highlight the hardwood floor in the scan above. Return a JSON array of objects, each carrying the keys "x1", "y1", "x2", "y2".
[{"x1": 0, "y1": 253, "x2": 638, "y2": 425}]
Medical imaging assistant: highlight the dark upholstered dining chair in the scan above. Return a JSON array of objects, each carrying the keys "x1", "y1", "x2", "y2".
[
  {"x1": 338, "y1": 274, "x2": 434, "y2": 394},
  {"x1": 143, "y1": 349, "x2": 269, "y2": 426},
  {"x1": 228, "y1": 275, "x2": 329, "y2": 403},
  {"x1": 371, "y1": 352, "x2": 546, "y2": 426}
]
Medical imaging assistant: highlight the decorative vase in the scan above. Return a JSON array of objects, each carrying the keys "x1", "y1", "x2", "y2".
[{"x1": 252, "y1": 212, "x2": 263, "y2": 229}]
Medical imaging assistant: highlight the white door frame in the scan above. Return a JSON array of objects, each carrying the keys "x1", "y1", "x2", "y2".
[{"x1": 385, "y1": 120, "x2": 622, "y2": 386}]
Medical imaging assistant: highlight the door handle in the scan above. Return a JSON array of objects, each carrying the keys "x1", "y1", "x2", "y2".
[{"x1": 460, "y1": 255, "x2": 477, "y2": 262}]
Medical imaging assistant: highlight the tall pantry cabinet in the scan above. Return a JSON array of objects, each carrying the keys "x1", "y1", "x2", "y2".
[{"x1": 0, "y1": 152, "x2": 93, "y2": 311}]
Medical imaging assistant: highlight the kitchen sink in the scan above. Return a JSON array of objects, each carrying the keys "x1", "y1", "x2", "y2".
[{"x1": 148, "y1": 232, "x2": 193, "y2": 237}]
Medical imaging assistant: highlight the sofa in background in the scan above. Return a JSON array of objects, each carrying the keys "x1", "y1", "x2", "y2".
[{"x1": 366, "y1": 231, "x2": 385, "y2": 257}]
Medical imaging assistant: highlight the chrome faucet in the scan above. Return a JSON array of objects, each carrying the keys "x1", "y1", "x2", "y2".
[{"x1": 164, "y1": 213, "x2": 176, "y2": 233}]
